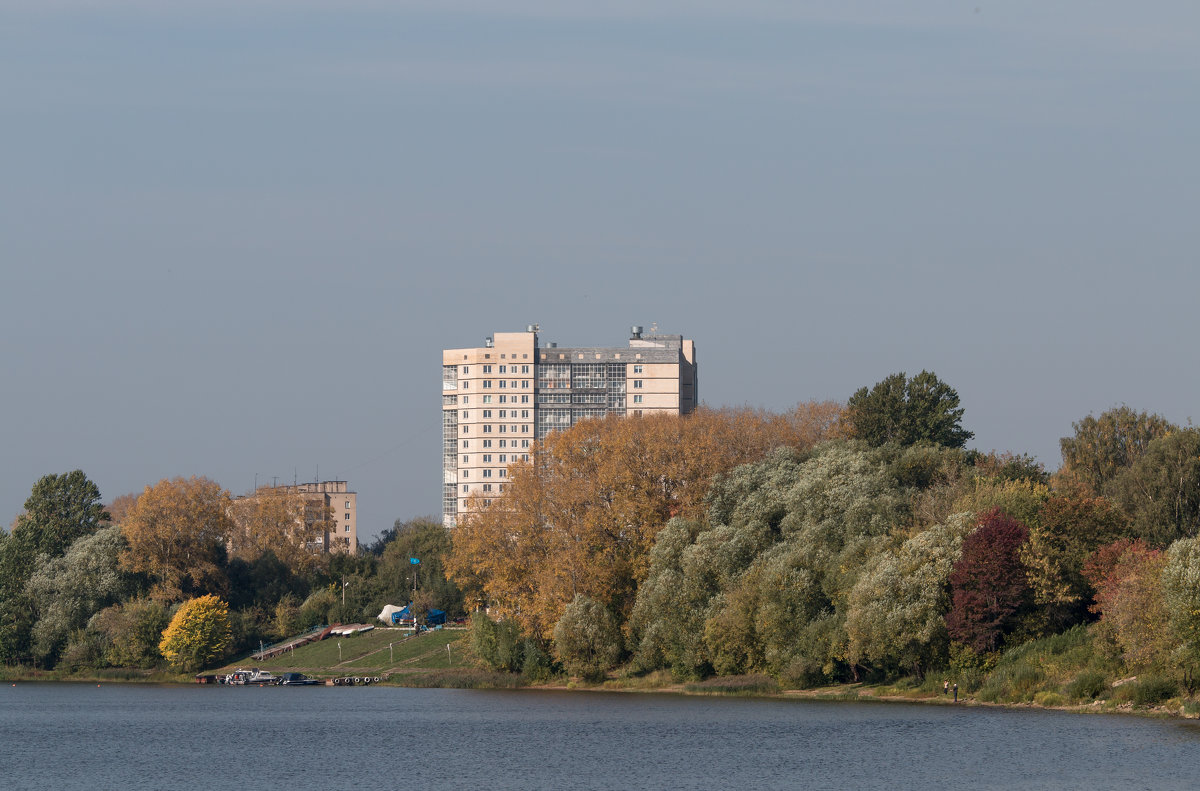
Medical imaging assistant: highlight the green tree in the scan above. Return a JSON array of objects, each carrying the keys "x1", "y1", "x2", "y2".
[
  {"x1": 845, "y1": 514, "x2": 973, "y2": 676},
  {"x1": 1058, "y1": 406, "x2": 1175, "y2": 497},
  {"x1": 158, "y1": 594, "x2": 232, "y2": 672},
  {"x1": 12, "y1": 470, "x2": 110, "y2": 559},
  {"x1": 25, "y1": 525, "x2": 132, "y2": 666},
  {"x1": 1161, "y1": 537, "x2": 1200, "y2": 679},
  {"x1": 552, "y1": 595, "x2": 623, "y2": 682},
  {"x1": 373, "y1": 517, "x2": 463, "y2": 617},
  {"x1": 844, "y1": 371, "x2": 973, "y2": 449},
  {"x1": 87, "y1": 598, "x2": 170, "y2": 668},
  {"x1": 1108, "y1": 429, "x2": 1200, "y2": 548}
]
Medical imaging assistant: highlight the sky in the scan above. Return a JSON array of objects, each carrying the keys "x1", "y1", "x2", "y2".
[{"x1": 3, "y1": 1, "x2": 1199, "y2": 542}]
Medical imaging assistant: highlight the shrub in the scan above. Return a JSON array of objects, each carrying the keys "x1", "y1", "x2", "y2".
[
  {"x1": 1130, "y1": 677, "x2": 1179, "y2": 706},
  {"x1": 158, "y1": 595, "x2": 232, "y2": 672},
  {"x1": 552, "y1": 596, "x2": 623, "y2": 682},
  {"x1": 1034, "y1": 691, "x2": 1066, "y2": 707},
  {"x1": 1065, "y1": 671, "x2": 1108, "y2": 702}
]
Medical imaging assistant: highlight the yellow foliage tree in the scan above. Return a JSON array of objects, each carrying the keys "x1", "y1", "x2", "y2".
[
  {"x1": 447, "y1": 404, "x2": 843, "y2": 639},
  {"x1": 119, "y1": 477, "x2": 233, "y2": 602},
  {"x1": 158, "y1": 594, "x2": 232, "y2": 672}
]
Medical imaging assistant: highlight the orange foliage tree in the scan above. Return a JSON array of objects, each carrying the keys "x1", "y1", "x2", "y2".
[
  {"x1": 119, "y1": 477, "x2": 234, "y2": 602},
  {"x1": 227, "y1": 487, "x2": 327, "y2": 573},
  {"x1": 447, "y1": 404, "x2": 842, "y2": 639}
]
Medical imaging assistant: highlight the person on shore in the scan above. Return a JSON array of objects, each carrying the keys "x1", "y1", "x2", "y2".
[
  {"x1": 953, "y1": 683, "x2": 958, "y2": 703},
  {"x1": 943, "y1": 680, "x2": 949, "y2": 695}
]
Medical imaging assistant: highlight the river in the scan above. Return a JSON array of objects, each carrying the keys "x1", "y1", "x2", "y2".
[{"x1": 3, "y1": 683, "x2": 1198, "y2": 790}]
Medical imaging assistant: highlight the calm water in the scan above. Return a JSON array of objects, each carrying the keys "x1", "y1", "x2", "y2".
[{"x1": 3, "y1": 683, "x2": 1199, "y2": 790}]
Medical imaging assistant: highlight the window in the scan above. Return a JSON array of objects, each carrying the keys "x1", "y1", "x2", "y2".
[
  {"x1": 483, "y1": 425, "x2": 492, "y2": 433},
  {"x1": 462, "y1": 470, "x2": 468, "y2": 478},
  {"x1": 521, "y1": 365, "x2": 529, "y2": 373},
  {"x1": 462, "y1": 381, "x2": 469, "y2": 389},
  {"x1": 511, "y1": 381, "x2": 517, "y2": 388},
  {"x1": 462, "y1": 396, "x2": 469, "y2": 404},
  {"x1": 483, "y1": 484, "x2": 493, "y2": 492},
  {"x1": 521, "y1": 395, "x2": 529, "y2": 403},
  {"x1": 462, "y1": 455, "x2": 469, "y2": 463},
  {"x1": 483, "y1": 380, "x2": 492, "y2": 388},
  {"x1": 483, "y1": 395, "x2": 492, "y2": 403},
  {"x1": 483, "y1": 440, "x2": 492, "y2": 448},
  {"x1": 522, "y1": 440, "x2": 530, "y2": 448},
  {"x1": 499, "y1": 469, "x2": 507, "y2": 478},
  {"x1": 483, "y1": 469, "x2": 492, "y2": 478},
  {"x1": 522, "y1": 380, "x2": 530, "y2": 388},
  {"x1": 482, "y1": 454, "x2": 491, "y2": 462},
  {"x1": 345, "y1": 525, "x2": 350, "y2": 532},
  {"x1": 521, "y1": 410, "x2": 529, "y2": 418},
  {"x1": 345, "y1": 501, "x2": 351, "y2": 509},
  {"x1": 499, "y1": 380, "x2": 506, "y2": 388},
  {"x1": 461, "y1": 426, "x2": 468, "y2": 434},
  {"x1": 344, "y1": 513, "x2": 350, "y2": 521},
  {"x1": 500, "y1": 440, "x2": 507, "y2": 448},
  {"x1": 462, "y1": 484, "x2": 469, "y2": 493},
  {"x1": 633, "y1": 380, "x2": 643, "y2": 388},
  {"x1": 483, "y1": 365, "x2": 492, "y2": 373},
  {"x1": 499, "y1": 454, "x2": 507, "y2": 463},
  {"x1": 499, "y1": 395, "x2": 507, "y2": 403},
  {"x1": 460, "y1": 410, "x2": 467, "y2": 418},
  {"x1": 633, "y1": 365, "x2": 643, "y2": 374},
  {"x1": 461, "y1": 366, "x2": 469, "y2": 374},
  {"x1": 521, "y1": 425, "x2": 529, "y2": 433},
  {"x1": 499, "y1": 425, "x2": 506, "y2": 433},
  {"x1": 633, "y1": 395, "x2": 643, "y2": 403},
  {"x1": 522, "y1": 453, "x2": 530, "y2": 461},
  {"x1": 499, "y1": 365, "x2": 507, "y2": 373},
  {"x1": 483, "y1": 409, "x2": 492, "y2": 418}
]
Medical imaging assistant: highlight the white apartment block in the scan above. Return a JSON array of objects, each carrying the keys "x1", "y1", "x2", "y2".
[{"x1": 442, "y1": 326, "x2": 697, "y2": 527}]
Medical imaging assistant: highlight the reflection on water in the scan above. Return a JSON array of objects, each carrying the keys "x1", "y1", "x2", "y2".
[{"x1": 3, "y1": 684, "x2": 1199, "y2": 791}]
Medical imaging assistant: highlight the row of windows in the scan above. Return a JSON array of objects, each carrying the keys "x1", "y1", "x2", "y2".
[
  {"x1": 455, "y1": 394, "x2": 532, "y2": 406},
  {"x1": 459, "y1": 409, "x2": 531, "y2": 419},
  {"x1": 460, "y1": 468, "x2": 508, "y2": 479},
  {"x1": 461, "y1": 484, "x2": 504, "y2": 494},
  {"x1": 461, "y1": 439, "x2": 531, "y2": 449},
  {"x1": 462, "y1": 453, "x2": 527, "y2": 464},
  {"x1": 460, "y1": 424, "x2": 531, "y2": 434}
]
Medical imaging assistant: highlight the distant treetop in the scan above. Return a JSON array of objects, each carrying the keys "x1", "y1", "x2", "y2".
[{"x1": 844, "y1": 371, "x2": 973, "y2": 449}]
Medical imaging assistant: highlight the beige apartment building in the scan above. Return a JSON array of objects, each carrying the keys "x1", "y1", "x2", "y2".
[
  {"x1": 232, "y1": 480, "x2": 359, "y2": 553},
  {"x1": 442, "y1": 325, "x2": 697, "y2": 527}
]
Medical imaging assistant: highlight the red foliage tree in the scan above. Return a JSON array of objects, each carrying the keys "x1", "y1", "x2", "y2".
[{"x1": 945, "y1": 508, "x2": 1031, "y2": 653}]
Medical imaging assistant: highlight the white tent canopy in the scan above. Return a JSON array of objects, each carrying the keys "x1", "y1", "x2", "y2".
[{"x1": 377, "y1": 604, "x2": 405, "y2": 624}]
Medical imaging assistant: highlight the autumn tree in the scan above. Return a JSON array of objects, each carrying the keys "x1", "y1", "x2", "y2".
[
  {"x1": 158, "y1": 594, "x2": 232, "y2": 672},
  {"x1": 86, "y1": 598, "x2": 170, "y2": 668},
  {"x1": 945, "y1": 508, "x2": 1032, "y2": 654},
  {"x1": 448, "y1": 405, "x2": 842, "y2": 640},
  {"x1": 844, "y1": 371, "x2": 973, "y2": 449},
  {"x1": 120, "y1": 477, "x2": 233, "y2": 602},
  {"x1": 1019, "y1": 495, "x2": 1129, "y2": 632},
  {"x1": 1057, "y1": 406, "x2": 1175, "y2": 496},
  {"x1": 1085, "y1": 540, "x2": 1172, "y2": 671},
  {"x1": 1162, "y1": 536, "x2": 1200, "y2": 676},
  {"x1": 227, "y1": 486, "x2": 324, "y2": 572}
]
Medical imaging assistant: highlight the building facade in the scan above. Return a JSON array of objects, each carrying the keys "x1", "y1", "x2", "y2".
[
  {"x1": 441, "y1": 326, "x2": 697, "y2": 527},
  {"x1": 232, "y1": 480, "x2": 358, "y2": 554}
]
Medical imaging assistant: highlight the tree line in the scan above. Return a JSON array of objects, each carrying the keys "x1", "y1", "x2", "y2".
[
  {"x1": 451, "y1": 373, "x2": 1200, "y2": 690},
  {"x1": 0, "y1": 474, "x2": 465, "y2": 673}
]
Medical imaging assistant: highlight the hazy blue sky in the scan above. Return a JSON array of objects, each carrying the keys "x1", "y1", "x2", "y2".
[{"x1": 3, "y1": 2, "x2": 1198, "y2": 541}]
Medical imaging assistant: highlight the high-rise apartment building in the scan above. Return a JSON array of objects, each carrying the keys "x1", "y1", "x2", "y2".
[{"x1": 441, "y1": 326, "x2": 697, "y2": 527}]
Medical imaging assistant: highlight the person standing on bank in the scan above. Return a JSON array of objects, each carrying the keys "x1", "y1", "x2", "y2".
[
  {"x1": 943, "y1": 680, "x2": 949, "y2": 695},
  {"x1": 953, "y1": 683, "x2": 958, "y2": 703}
]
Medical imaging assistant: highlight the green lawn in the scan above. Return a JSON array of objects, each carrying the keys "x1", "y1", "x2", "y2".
[
  {"x1": 342, "y1": 631, "x2": 465, "y2": 670},
  {"x1": 217, "y1": 628, "x2": 465, "y2": 674}
]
